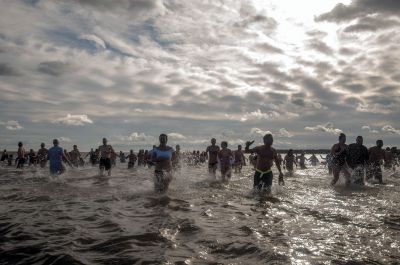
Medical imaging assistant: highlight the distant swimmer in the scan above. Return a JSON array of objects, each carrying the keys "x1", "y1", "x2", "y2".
[
  {"x1": 1, "y1": 149, "x2": 9, "y2": 162},
  {"x1": 63, "y1": 149, "x2": 71, "y2": 164},
  {"x1": 347, "y1": 136, "x2": 369, "y2": 185},
  {"x1": 234, "y1": 145, "x2": 246, "y2": 173},
  {"x1": 384, "y1": 147, "x2": 394, "y2": 171},
  {"x1": 367, "y1": 140, "x2": 385, "y2": 184},
  {"x1": 245, "y1": 134, "x2": 284, "y2": 193},
  {"x1": 98, "y1": 138, "x2": 115, "y2": 176},
  {"x1": 16, "y1": 142, "x2": 25, "y2": 168},
  {"x1": 147, "y1": 146, "x2": 157, "y2": 168},
  {"x1": 127, "y1": 150, "x2": 137, "y2": 169},
  {"x1": 330, "y1": 133, "x2": 351, "y2": 186},
  {"x1": 320, "y1": 153, "x2": 333, "y2": 175},
  {"x1": 69, "y1": 145, "x2": 82, "y2": 167},
  {"x1": 151, "y1": 134, "x2": 175, "y2": 192},
  {"x1": 308, "y1": 153, "x2": 319, "y2": 167},
  {"x1": 218, "y1": 141, "x2": 234, "y2": 181},
  {"x1": 37, "y1": 143, "x2": 48, "y2": 168},
  {"x1": 110, "y1": 150, "x2": 117, "y2": 167},
  {"x1": 48, "y1": 139, "x2": 72, "y2": 176},
  {"x1": 206, "y1": 138, "x2": 220, "y2": 178},
  {"x1": 28, "y1": 149, "x2": 36, "y2": 166},
  {"x1": 249, "y1": 153, "x2": 257, "y2": 169},
  {"x1": 84, "y1": 148, "x2": 97, "y2": 166},
  {"x1": 119, "y1": 151, "x2": 126, "y2": 163},
  {"x1": 391, "y1": 147, "x2": 399, "y2": 172},
  {"x1": 144, "y1": 150, "x2": 150, "y2": 167},
  {"x1": 172, "y1": 144, "x2": 181, "y2": 170},
  {"x1": 284, "y1": 149, "x2": 297, "y2": 177},
  {"x1": 200, "y1": 151, "x2": 207, "y2": 164},
  {"x1": 137, "y1": 150, "x2": 145, "y2": 167},
  {"x1": 298, "y1": 152, "x2": 307, "y2": 169},
  {"x1": 7, "y1": 154, "x2": 13, "y2": 166}
]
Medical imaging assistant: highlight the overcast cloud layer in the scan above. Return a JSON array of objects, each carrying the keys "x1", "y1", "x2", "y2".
[{"x1": 0, "y1": 0, "x2": 399, "y2": 150}]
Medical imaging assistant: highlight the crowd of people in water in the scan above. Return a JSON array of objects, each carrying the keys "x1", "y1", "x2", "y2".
[{"x1": 1, "y1": 133, "x2": 399, "y2": 193}]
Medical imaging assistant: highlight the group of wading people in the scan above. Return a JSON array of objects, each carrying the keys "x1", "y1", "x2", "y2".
[{"x1": 2, "y1": 133, "x2": 398, "y2": 193}]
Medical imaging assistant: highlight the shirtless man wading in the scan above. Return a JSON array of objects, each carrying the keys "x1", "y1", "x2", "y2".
[
  {"x1": 244, "y1": 134, "x2": 284, "y2": 193},
  {"x1": 206, "y1": 138, "x2": 220, "y2": 178},
  {"x1": 98, "y1": 138, "x2": 115, "y2": 176}
]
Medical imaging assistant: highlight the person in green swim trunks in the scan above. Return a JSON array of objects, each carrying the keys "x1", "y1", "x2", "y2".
[{"x1": 245, "y1": 134, "x2": 284, "y2": 193}]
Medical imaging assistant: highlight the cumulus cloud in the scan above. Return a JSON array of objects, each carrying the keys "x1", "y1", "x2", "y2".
[
  {"x1": 316, "y1": 0, "x2": 400, "y2": 22},
  {"x1": 221, "y1": 129, "x2": 235, "y2": 138},
  {"x1": 382, "y1": 125, "x2": 400, "y2": 135},
  {"x1": 278, "y1": 128, "x2": 293, "y2": 138},
  {"x1": 126, "y1": 132, "x2": 155, "y2": 142},
  {"x1": 167, "y1": 132, "x2": 187, "y2": 140},
  {"x1": 74, "y1": 0, "x2": 166, "y2": 19},
  {"x1": 0, "y1": 120, "x2": 23, "y2": 130},
  {"x1": 306, "y1": 39, "x2": 334, "y2": 55},
  {"x1": 0, "y1": 0, "x2": 399, "y2": 149},
  {"x1": 250, "y1": 128, "x2": 272, "y2": 136},
  {"x1": 305, "y1": 122, "x2": 343, "y2": 135},
  {"x1": 240, "y1": 110, "x2": 280, "y2": 122},
  {"x1": 356, "y1": 103, "x2": 397, "y2": 114},
  {"x1": 343, "y1": 16, "x2": 400, "y2": 33},
  {"x1": 362, "y1": 125, "x2": 379, "y2": 134},
  {"x1": 58, "y1": 137, "x2": 72, "y2": 142},
  {"x1": 53, "y1": 114, "x2": 93, "y2": 126}
]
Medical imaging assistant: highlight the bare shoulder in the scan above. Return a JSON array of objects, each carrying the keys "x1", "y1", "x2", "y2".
[{"x1": 253, "y1": 146, "x2": 261, "y2": 152}]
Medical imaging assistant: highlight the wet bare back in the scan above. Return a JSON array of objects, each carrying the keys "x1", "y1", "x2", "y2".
[{"x1": 369, "y1": 146, "x2": 385, "y2": 164}]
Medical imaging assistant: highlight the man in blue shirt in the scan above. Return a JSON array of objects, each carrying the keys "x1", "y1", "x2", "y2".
[{"x1": 48, "y1": 139, "x2": 71, "y2": 176}]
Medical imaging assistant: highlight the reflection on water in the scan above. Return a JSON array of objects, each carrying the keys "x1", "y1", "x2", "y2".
[{"x1": 0, "y1": 163, "x2": 399, "y2": 264}]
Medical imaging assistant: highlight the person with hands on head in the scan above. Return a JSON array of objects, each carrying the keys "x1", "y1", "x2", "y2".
[{"x1": 244, "y1": 134, "x2": 284, "y2": 194}]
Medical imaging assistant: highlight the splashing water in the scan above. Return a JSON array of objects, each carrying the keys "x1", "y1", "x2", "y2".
[{"x1": 0, "y1": 162, "x2": 399, "y2": 264}]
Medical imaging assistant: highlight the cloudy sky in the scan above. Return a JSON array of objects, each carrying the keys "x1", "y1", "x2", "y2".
[{"x1": 0, "y1": 0, "x2": 399, "y2": 151}]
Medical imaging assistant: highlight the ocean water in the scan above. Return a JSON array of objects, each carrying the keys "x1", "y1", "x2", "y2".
[{"x1": 0, "y1": 162, "x2": 399, "y2": 265}]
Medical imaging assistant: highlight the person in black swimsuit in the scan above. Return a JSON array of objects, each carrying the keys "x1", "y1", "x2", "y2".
[{"x1": 331, "y1": 133, "x2": 351, "y2": 186}]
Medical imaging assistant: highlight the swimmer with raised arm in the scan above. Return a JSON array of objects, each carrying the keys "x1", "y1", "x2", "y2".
[{"x1": 244, "y1": 134, "x2": 284, "y2": 193}]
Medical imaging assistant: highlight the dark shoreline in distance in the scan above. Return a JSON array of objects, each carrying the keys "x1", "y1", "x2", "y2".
[{"x1": 2, "y1": 150, "x2": 332, "y2": 156}]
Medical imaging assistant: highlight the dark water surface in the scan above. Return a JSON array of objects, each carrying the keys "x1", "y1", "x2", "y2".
[{"x1": 1, "y1": 163, "x2": 399, "y2": 265}]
